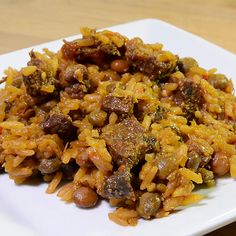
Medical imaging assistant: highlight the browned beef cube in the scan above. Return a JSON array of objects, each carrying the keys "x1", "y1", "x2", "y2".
[
  {"x1": 102, "y1": 95, "x2": 133, "y2": 114},
  {"x1": 102, "y1": 116, "x2": 147, "y2": 166},
  {"x1": 28, "y1": 51, "x2": 48, "y2": 71},
  {"x1": 59, "y1": 64, "x2": 88, "y2": 88},
  {"x1": 65, "y1": 83, "x2": 86, "y2": 99},
  {"x1": 174, "y1": 80, "x2": 203, "y2": 121},
  {"x1": 42, "y1": 114, "x2": 77, "y2": 141},
  {"x1": 23, "y1": 51, "x2": 59, "y2": 99},
  {"x1": 99, "y1": 43, "x2": 120, "y2": 56},
  {"x1": 23, "y1": 69, "x2": 57, "y2": 98},
  {"x1": 103, "y1": 167, "x2": 134, "y2": 200},
  {"x1": 125, "y1": 38, "x2": 177, "y2": 80}
]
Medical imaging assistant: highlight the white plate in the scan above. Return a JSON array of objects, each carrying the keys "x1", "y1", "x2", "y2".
[{"x1": 0, "y1": 19, "x2": 236, "y2": 236}]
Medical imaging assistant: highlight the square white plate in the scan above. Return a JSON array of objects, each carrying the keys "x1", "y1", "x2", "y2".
[{"x1": 0, "y1": 19, "x2": 236, "y2": 236}]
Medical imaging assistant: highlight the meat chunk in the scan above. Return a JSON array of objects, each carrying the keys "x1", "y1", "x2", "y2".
[
  {"x1": 102, "y1": 117, "x2": 147, "y2": 166},
  {"x1": 59, "y1": 64, "x2": 88, "y2": 88},
  {"x1": 143, "y1": 136, "x2": 157, "y2": 152},
  {"x1": 42, "y1": 114, "x2": 77, "y2": 141},
  {"x1": 125, "y1": 38, "x2": 177, "y2": 80},
  {"x1": 65, "y1": 83, "x2": 87, "y2": 99},
  {"x1": 99, "y1": 43, "x2": 120, "y2": 56},
  {"x1": 76, "y1": 47, "x2": 110, "y2": 67},
  {"x1": 61, "y1": 41, "x2": 105, "y2": 66},
  {"x1": 61, "y1": 29, "x2": 123, "y2": 62},
  {"x1": 137, "y1": 192, "x2": 161, "y2": 219},
  {"x1": 102, "y1": 95, "x2": 133, "y2": 114},
  {"x1": 154, "y1": 106, "x2": 169, "y2": 122},
  {"x1": 12, "y1": 74, "x2": 23, "y2": 88},
  {"x1": 174, "y1": 80, "x2": 203, "y2": 121},
  {"x1": 28, "y1": 51, "x2": 48, "y2": 71},
  {"x1": 23, "y1": 69, "x2": 57, "y2": 97},
  {"x1": 23, "y1": 51, "x2": 59, "y2": 99},
  {"x1": 61, "y1": 39, "x2": 120, "y2": 67},
  {"x1": 103, "y1": 167, "x2": 134, "y2": 200},
  {"x1": 61, "y1": 41, "x2": 80, "y2": 60}
]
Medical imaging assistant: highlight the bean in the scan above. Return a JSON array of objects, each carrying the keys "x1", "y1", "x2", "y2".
[
  {"x1": 211, "y1": 153, "x2": 229, "y2": 176},
  {"x1": 40, "y1": 100, "x2": 58, "y2": 112},
  {"x1": 157, "y1": 155, "x2": 178, "y2": 179},
  {"x1": 103, "y1": 70, "x2": 120, "y2": 81},
  {"x1": 73, "y1": 186, "x2": 98, "y2": 208},
  {"x1": 186, "y1": 151, "x2": 201, "y2": 171},
  {"x1": 198, "y1": 168, "x2": 214, "y2": 185},
  {"x1": 106, "y1": 83, "x2": 116, "y2": 93},
  {"x1": 42, "y1": 114, "x2": 77, "y2": 141},
  {"x1": 88, "y1": 110, "x2": 107, "y2": 127},
  {"x1": 75, "y1": 148, "x2": 92, "y2": 168},
  {"x1": 137, "y1": 192, "x2": 161, "y2": 219},
  {"x1": 208, "y1": 74, "x2": 229, "y2": 90},
  {"x1": 61, "y1": 163, "x2": 76, "y2": 180},
  {"x1": 110, "y1": 59, "x2": 129, "y2": 73},
  {"x1": 38, "y1": 158, "x2": 61, "y2": 174},
  {"x1": 178, "y1": 57, "x2": 198, "y2": 73},
  {"x1": 65, "y1": 83, "x2": 85, "y2": 99}
]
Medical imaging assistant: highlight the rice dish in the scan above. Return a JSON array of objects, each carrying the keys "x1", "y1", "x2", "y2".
[{"x1": 0, "y1": 28, "x2": 236, "y2": 226}]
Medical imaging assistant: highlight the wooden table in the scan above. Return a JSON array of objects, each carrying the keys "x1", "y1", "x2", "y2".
[
  {"x1": 0, "y1": 0, "x2": 236, "y2": 54},
  {"x1": 0, "y1": 0, "x2": 235, "y2": 235}
]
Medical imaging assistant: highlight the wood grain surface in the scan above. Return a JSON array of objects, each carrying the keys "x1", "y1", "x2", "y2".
[
  {"x1": 0, "y1": 0, "x2": 236, "y2": 54},
  {"x1": 0, "y1": 0, "x2": 236, "y2": 235}
]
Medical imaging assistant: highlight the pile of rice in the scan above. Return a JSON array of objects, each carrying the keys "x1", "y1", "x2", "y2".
[{"x1": 0, "y1": 28, "x2": 236, "y2": 226}]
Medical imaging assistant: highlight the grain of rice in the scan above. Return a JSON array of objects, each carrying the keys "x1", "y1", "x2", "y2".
[
  {"x1": 73, "y1": 167, "x2": 87, "y2": 183},
  {"x1": 108, "y1": 208, "x2": 138, "y2": 226},
  {"x1": 46, "y1": 171, "x2": 63, "y2": 194},
  {"x1": 156, "y1": 183, "x2": 167, "y2": 193},
  {"x1": 22, "y1": 66, "x2": 37, "y2": 76},
  {"x1": 140, "y1": 166, "x2": 158, "y2": 190},
  {"x1": 230, "y1": 155, "x2": 236, "y2": 178},
  {"x1": 0, "y1": 121, "x2": 24, "y2": 129},
  {"x1": 57, "y1": 182, "x2": 79, "y2": 201},
  {"x1": 181, "y1": 194, "x2": 204, "y2": 206},
  {"x1": 179, "y1": 168, "x2": 203, "y2": 184},
  {"x1": 163, "y1": 197, "x2": 184, "y2": 211}
]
